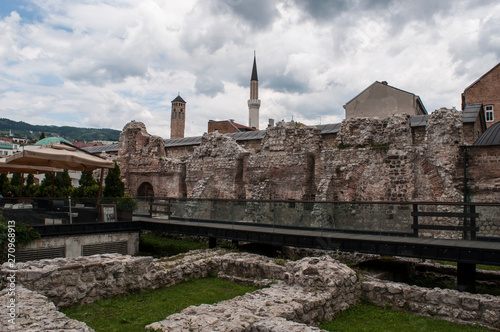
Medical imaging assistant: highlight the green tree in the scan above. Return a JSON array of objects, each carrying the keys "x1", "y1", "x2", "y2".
[
  {"x1": 0, "y1": 213, "x2": 40, "y2": 263},
  {"x1": 10, "y1": 173, "x2": 23, "y2": 187},
  {"x1": 79, "y1": 170, "x2": 97, "y2": 187},
  {"x1": 35, "y1": 171, "x2": 73, "y2": 198},
  {"x1": 35, "y1": 172, "x2": 55, "y2": 197},
  {"x1": 23, "y1": 174, "x2": 39, "y2": 197},
  {"x1": 0, "y1": 174, "x2": 10, "y2": 196},
  {"x1": 39, "y1": 132, "x2": 46, "y2": 140},
  {"x1": 25, "y1": 173, "x2": 35, "y2": 187},
  {"x1": 9, "y1": 173, "x2": 24, "y2": 196},
  {"x1": 72, "y1": 170, "x2": 99, "y2": 199},
  {"x1": 103, "y1": 163, "x2": 125, "y2": 198},
  {"x1": 54, "y1": 170, "x2": 73, "y2": 197}
]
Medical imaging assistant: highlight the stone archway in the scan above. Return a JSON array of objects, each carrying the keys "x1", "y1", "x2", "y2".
[{"x1": 137, "y1": 182, "x2": 154, "y2": 197}]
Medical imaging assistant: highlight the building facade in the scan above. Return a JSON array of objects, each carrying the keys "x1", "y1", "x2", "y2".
[
  {"x1": 462, "y1": 62, "x2": 500, "y2": 128},
  {"x1": 208, "y1": 120, "x2": 257, "y2": 134},
  {"x1": 344, "y1": 81, "x2": 427, "y2": 119}
]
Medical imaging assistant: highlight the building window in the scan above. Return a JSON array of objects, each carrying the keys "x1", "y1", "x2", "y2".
[{"x1": 486, "y1": 105, "x2": 494, "y2": 122}]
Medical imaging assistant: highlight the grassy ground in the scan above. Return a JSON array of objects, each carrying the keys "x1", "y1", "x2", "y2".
[
  {"x1": 435, "y1": 260, "x2": 500, "y2": 272},
  {"x1": 61, "y1": 277, "x2": 259, "y2": 332},
  {"x1": 137, "y1": 232, "x2": 208, "y2": 257},
  {"x1": 319, "y1": 300, "x2": 490, "y2": 332}
]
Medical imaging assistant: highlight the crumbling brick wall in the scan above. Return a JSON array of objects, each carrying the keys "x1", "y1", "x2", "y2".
[
  {"x1": 116, "y1": 109, "x2": 493, "y2": 204},
  {"x1": 117, "y1": 121, "x2": 186, "y2": 197}
]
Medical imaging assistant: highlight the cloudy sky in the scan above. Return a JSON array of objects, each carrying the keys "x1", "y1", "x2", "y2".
[{"x1": 0, "y1": 0, "x2": 499, "y2": 138}]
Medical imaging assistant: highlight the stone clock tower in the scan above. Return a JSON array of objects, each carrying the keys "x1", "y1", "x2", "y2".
[
  {"x1": 171, "y1": 94, "x2": 186, "y2": 139},
  {"x1": 248, "y1": 53, "x2": 261, "y2": 130}
]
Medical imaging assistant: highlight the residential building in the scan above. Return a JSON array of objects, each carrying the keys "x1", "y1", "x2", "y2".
[
  {"x1": 462, "y1": 62, "x2": 500, "y2": 128},
  {"x1": 208, "y1": 119, "x2": 257, "y2": 134},
  {"x1": 344, "y1": 81, "x2": 427, "y2": 119},
  {"x1": 0, "y1": 140, "x2": 20, "y2": 156}
]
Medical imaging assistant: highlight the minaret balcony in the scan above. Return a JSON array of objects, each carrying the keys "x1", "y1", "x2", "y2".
[{"x1": 248, "y1": 99, "x2": 261, "y2": 106}]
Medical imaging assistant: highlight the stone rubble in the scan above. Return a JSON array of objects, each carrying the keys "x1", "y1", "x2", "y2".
[
  {"x1": 0, "y1": 285, "x2": 94, "y2": 332},
  {"x1": 1, "y1": 250, "x2": 499, "y2": 331},
  {"x1": 147, "y1": 255, "x2": 357, "y2": 332}
]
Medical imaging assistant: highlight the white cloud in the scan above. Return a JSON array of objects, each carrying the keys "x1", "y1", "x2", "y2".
[{"x1": 0, "y1": 0, "x2": 498, "y2": 139}]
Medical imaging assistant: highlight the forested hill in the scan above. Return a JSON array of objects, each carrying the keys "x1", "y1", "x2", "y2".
[{"x1": 0, "y1": 118, "x2": 120, "y2": 142}]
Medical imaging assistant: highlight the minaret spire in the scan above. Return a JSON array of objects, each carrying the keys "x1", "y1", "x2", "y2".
[
  {"x1": 248, "y1": 52, "x2": 261, "y2": 129},
  {"x1": 251, "y1": 51, "x2": 258, "y2": 81}
]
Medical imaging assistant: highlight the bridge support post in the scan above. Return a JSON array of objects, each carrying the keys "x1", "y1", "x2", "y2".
[
  {"x1": 209, "y1": 236, "x2": 217, "y2": 249},
  {"x1": 457, "y1": 262, "x2": 476, "y2": 293}
]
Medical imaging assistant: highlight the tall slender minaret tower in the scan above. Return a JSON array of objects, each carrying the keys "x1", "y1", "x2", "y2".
[
  {"x1": 248, "y1": 52, "x2": 261, "y2": 129},
  {"x1": 171, "y1": 94, "x2": 186, "y2": 139}
]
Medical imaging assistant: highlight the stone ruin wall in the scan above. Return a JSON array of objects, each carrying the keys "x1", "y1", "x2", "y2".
[
  {"x1": 2, "y1": 251, "x2": 499, "y2": 331},
  {"x1": 466, "y1": 145, "x2": 500, "y2": 202},
  {"x1": 118, "y1": 108, "x2": 485, "y2": 204},
  {"x1": 115, "y1": 109, "x2": 500, "y2": 238},
  {"x1": 118, "y1": 121, "x2": 187, "y2": 197}
]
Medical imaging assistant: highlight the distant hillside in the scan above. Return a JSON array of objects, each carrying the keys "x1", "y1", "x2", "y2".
[{"x1": 0, "y1": 118, "x2": 121, "y2": 143}]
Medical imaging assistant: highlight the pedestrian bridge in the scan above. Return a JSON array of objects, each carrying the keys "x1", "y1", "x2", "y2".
[{"x1": 34, "y1": 197, "x2": 500, "y2": 292}]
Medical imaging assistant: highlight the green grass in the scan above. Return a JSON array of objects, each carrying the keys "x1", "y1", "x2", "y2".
[
  {"x1": 61, "y1": 277, "x2": 259, "y2": 332},
  {"x1": 417, "y1": 262, "x2": 500, "y2": 296},
  {"x1": 435, "y1": 260, "x2": 500, "y2": 272},
  {"x1": 138, "y1": 233, "x2": 208, "y2": 257},
  {"x1": 319, "y1": 300, "x2": 490, "y2": 332}
]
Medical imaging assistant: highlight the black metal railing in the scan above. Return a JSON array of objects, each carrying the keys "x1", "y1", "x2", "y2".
[{"x1": 133, "y1": 197, "x2": 500, "y2": 242}]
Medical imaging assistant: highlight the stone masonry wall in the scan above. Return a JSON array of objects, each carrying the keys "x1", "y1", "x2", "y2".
[
  {"x1": 0, "y1": 286, "x2": 94, "y2": 332},
  {"x1": 1, "y1": 251, "x2": 359, "y2": 331},
  {"x1": 361, "y1": 277, "x2": 500, "y2": 329},
  {"x1": 148, "y1": 255, "x2": 358, "y2": 331},
  {"x1": 118, "y1": 121, "x2": 186, "y2": 197},
  {"x1": 117, "y1": 108, "x2": 495, "y2": 205},
  {"x1": 464, "y1": 145, "x2": 500, "y2": 237},
  {"x1": 2, "y1": 250, "x2": 500, "y2": 330},
  {"x1": 244, "y1": 122, "x2": 321, "y2": 200},
  {"x1": 185, "y1": 133, "x2": 248, "y2": 199}
]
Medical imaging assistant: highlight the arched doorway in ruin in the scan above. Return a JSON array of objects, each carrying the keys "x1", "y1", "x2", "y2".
[{"x1": 137, "y1": 182, "x2": 154, "y2": 197}]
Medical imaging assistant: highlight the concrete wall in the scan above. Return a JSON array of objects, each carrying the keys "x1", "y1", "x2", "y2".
[{"x1": 17, "y1": 232, "x2": 139, "y2": 260}]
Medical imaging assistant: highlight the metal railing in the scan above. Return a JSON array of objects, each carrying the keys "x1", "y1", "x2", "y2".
[
  {"x1": 0, "y1": 196, "x2": 137, "y2": 225},
  {"x1": 134, "y1": 197, "x2": 500, "y2": 241}
]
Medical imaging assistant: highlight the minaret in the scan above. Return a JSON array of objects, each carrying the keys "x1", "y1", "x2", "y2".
[
  {"x1": 171, "y1": 94, "x2": 186, "y2": 139},
  {"x1": 248, "y1": 53, "x2": 261, "y2": 129}
]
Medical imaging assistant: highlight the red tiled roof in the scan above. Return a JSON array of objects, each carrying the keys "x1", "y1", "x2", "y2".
[{"x1": 230, "y1": 121, "x2": 257, "y2": 131}]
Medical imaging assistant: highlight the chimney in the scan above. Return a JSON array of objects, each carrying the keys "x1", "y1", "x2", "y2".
[
  {"x1": 381, "y1": 81, "x2": 388, "y2": 85},
  {"x1": 268, "y1": 119, "x2": 275, "y2": 127}
]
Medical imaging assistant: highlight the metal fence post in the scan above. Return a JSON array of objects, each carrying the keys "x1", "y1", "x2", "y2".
[{"x1": 413, "y1": 204, "x2": 419, "y2": 237}]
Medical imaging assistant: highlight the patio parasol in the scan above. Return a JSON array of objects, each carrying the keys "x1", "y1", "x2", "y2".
[
  {"x1": 5, "y1": 144, "x2": 114, "y2": 171},
  {"x1": 4, "y1": 143, "x2": 115, "y2": 202}
]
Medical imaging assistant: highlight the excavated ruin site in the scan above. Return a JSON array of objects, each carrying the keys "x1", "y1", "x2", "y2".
[{"x1": 1, "y1": 249, "x2": 499, "y2": 331}]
